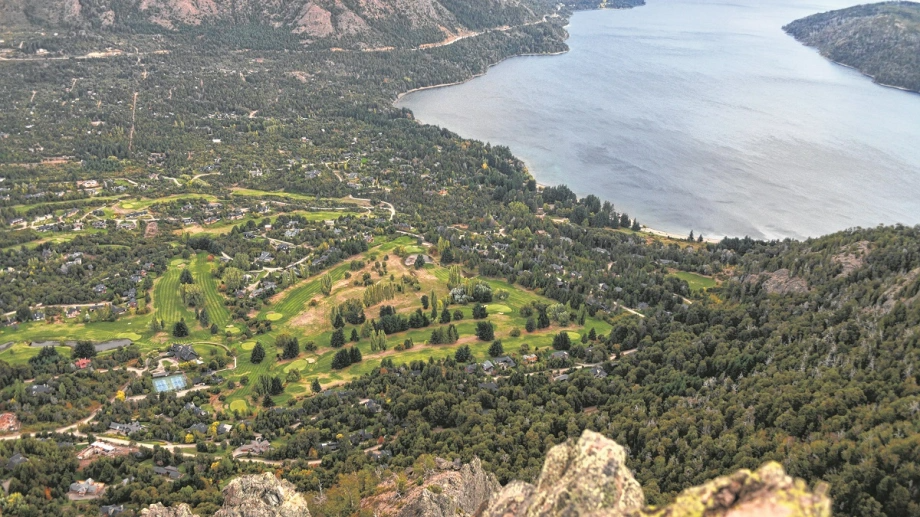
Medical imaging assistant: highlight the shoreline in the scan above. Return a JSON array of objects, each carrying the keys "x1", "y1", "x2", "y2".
[{"x1": 393, "y1": 50, "x2": 569, "y2": 105}]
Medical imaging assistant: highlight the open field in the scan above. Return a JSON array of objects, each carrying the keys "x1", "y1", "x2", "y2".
[{"x1": 671, "y1": 270, "x2": 718, "y2": 291}]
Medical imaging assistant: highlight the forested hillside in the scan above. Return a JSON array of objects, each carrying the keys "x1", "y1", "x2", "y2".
[{"x1": 784, "y1": 1, "x2": 920, "y2": 92}]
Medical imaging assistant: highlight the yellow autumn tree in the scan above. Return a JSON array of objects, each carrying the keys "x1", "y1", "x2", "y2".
[{"x1": 115, "y1": 390, "x2": 126, "y2": 401}]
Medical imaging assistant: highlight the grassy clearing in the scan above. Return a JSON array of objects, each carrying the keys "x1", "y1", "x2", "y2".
[
  {"x1": 118, "y1": 193, "x2": 218, "y2": 211},
  {"x1": 672, "y1": 271, "x2": 718, "y2": 291}
]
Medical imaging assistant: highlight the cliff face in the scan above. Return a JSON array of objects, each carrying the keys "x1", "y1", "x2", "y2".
[
  {"x1": 783, "y1": 1, "x2": 920, "y2": 92},
  {"x1": 391, "y1": 457, "x2": 500, "y2": 517}
]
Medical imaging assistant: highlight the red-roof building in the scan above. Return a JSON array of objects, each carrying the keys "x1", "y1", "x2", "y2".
[{"x1": 74, "y1": 358, "x2": 92, "y2": 369}]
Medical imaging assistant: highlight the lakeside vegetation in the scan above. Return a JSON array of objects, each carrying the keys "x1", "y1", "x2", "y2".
[{"x1": 784, "y1": 1, "x2": 920, "y2": 92}]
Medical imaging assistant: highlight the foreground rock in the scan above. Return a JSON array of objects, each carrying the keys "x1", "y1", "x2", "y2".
[
  {"x1": 142, "y1": 473, "x2": 310, "y2": 517},
  {"x1": 482, "y1": 430, "x2": 644, "y2": 517},
  {"x1": 392, "y1": 457, "x2": 500, "y2": 517},
  {"x1": 482, "y1": 430, "x2": 830, "y2": 517},
  {"x1": 214, "y1": 473, "x2": 311, "y2": 517},
  {"x1": 141, "y1": 503, "x2": 198, "y2": 517}
]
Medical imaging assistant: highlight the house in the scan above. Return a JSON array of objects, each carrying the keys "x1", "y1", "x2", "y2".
[
  {"x1": 168, "y1": 344, "x2": 199, "y2": 362},
  {"x1": 590, "y1": 366, "x2": 608, "y2": 379},
  {"x1": 186, "y1": 423, "x2": 208, "y2": 434},
  {"x1": 551, "y1": 351, "x2": 569, "y2": 361},
  {"x1": 255, "y1": 251, "x2": 273, "y2": 263},
  {"x1": 217, "y1": 423, "x2": 233, "y2": 435},
  {"x1": 349, "y1": 430, "x2": 373, "y2": 444},
  {"x1": 494, "y1": 357, "x2": 516, "y2": 370},
  {"x1": 32, "y1": 311, "x2": 45, "y2": 321},
  {"x1": 481, "y1": 360, "x2": 495, "y2": 374},
  {"x1": 184, "y1": 402, "x2": 208, "y2": 418},
  {"x1": 368, "y1": 449, "x2": 392, "y2": 461},
  {"x1": 28, "y1": 384, "x2": 52, "y2": 396},
  {"x1": 109, "y1": 421, "x2": 143, "y2": 435},
  {"x1": 153, "y1": 466, "x2": 182, "y2": 480},
  {"x1": 0, "y1": 413, "x2": 19, "y2": 432},
  {"x1": 238, "y1": 438, "x2": 271, "y2": 456},
  {"x1": 360, "y1": 399, "x2": 382, "y2": 414},
  {"x1": 464, "y1": 363, "x2": 479, "y2": 374},
  {"x1": 74, "y1": 358, "x2": 92, "y2": 369},
  {"x1": 319, "y1": 441, "x2": 339, "y2": 452},
  {"x1": 93, "y1": 284, "x2": 107, "y2": 294},
  {"x1": 6, "y1": 452, "x2": 27, "y2": 470},
  {"x1": 92, "y1": 220, "x2": 107, "y2": 229},
  {"x1": 522, "y1": 354, "x2": 538, "y2": 364},
  {"x1": 70, "y1": 478, "x2": 105, "y2": 496},
  {"x1": 117, "y1": 221, "x2": 137, "y2": 230},
  {"x1": 100, "y1": 504, "x2": 125, "y2": 516},
  {"x1": 553, "y1": 374, "x2": 570, "y2": 382},
  {"x1": 478, "y1": 382, "x2": 499, "y2": 392}
]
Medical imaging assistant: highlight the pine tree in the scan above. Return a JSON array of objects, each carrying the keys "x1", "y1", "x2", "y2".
[
  {"x1": 330, "y1": 328, "x2": 346, "y2": 348},
  {"x1": 210, "y1": 323, "x2": 219, "y2": 335},
  {"x1": 350, "y1": 328, "x2": 360, "y2": 342},
  {"x1": 333, "y1": 313, "x2": 345, "y2": 329},
  {"x1": 553, "y1": 332, "x2": 572, "y2": 350},
  {"x1": 525, "y1": 317, "x2": 536, "y2": 332},
  {"x1": 421, "y1": 295, "x2": 429, "y2": 310},
  {"x1": 476, "y1": 321, "x2": 494, "y2": 341},
  {"x1": 455, "y1": 345, "x2": 472, "y2": 363},
  {"x1": 331, "y1": 348, "x2": 352, "y2": 369},
  {"x1": 180, "y1": 269, "x2": 194, "y2": 284},
  {"x1": 311, "y1": 379, "x2": 322, "y2": 393},
  {"x1": 173, "y1": 318, "x2": 189, "y2": 337},
  {"x1": 321, "y1": 273, "x2": 333, "y2": 296},
  {"x1": 447, "y1": 324, "x2": 459, "y2": 344},
  {"x1": 199, "y1": 308, "x2": 210, "y2": 327},
  {"x1": 588, "y1": 327, "x2": 597, "y2": 341},
  {"x1": 349, "y1": 347, "x2": 362, "y2": 363},
  {"x1": 251, "y1": 342, "x2": 265, "y2": 364},
  {"x1": 149, "y1": 318, "x2": 162, "y2": 333},
  {"x1": 270, "y1": 376, "x2": 284, "y2": 395},
  {"x1": 488, "y1": 340, "x2": 504, "y2": 357},
  {"x1": 440, "y1": 307, "x2": 451, "y2": 324}
]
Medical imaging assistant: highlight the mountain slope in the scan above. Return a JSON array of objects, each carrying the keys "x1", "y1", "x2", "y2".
[
  {"x1": 784, "y1": 1, "x2": 920, "y2": 92},
  {"x1": 0, "y1": 0, "x2": 556, "y2": 49}
]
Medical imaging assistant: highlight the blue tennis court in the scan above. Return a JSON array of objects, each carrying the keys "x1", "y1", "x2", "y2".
[{"x1": 153, "y1": 374, "x2": 187, "y2": 393}]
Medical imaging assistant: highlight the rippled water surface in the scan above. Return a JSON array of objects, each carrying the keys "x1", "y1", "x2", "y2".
[{"x1": 397, "y1": 0, "x2": 920, "y2": 239}]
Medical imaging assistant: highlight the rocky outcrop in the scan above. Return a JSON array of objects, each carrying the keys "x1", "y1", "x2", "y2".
[
  {"x1": 482, "y1": 430, "x2": 644, "y2": 517},
  {"x1": 639, "y1": 462, "x2": 830, "y2": 517},
  {"x1": 214, "y1": 473, "x2": 311, "y2": 517},
  {"x1": 142, "y1": 473, "x2": 309, "y2": 517},
  {"x1": 141, "y1": 503, "x2": 198, "y2": 517},
  {"x1": 482, "y1": 430, "x2": 830, "y2": 517},
  {"x1": 397, "y1": 457, "x2": 500, "y2": 517}
]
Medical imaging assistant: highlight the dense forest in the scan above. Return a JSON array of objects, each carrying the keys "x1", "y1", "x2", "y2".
[{"x1": 784, "y1": 1, "x2": 920, "y2": 92}]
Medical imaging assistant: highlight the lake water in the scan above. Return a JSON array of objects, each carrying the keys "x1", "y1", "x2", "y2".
[{"x1": 397, "y1": 0, "x2": 920, "y2": 240}]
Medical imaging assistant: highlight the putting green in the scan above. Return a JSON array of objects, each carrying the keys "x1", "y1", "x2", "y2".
[
  {"x1": 265, "y1": 312, "x2": 283, "y2": 321},
  {"x1": 229, "y1": 400, "x2": 248, "y2": 412},
  {"x1": 288, "y1": 384, "x2": 306, "y2": 394},
  {"x1": 487, "y1": 304, "x2": 512, "y2": 314},
  {"x1": 566, "y1": 331, "x2": 581, "y2": 340},
  {"x1": 225, "y1": 325, "x2": 241, "y2": 335},
  {"x1": 241, "y1": 341, "x2": 256, "y2": 350},
  {"x1": 121, "y1": 202, "x2": 135, "y2": 209},
  {"x1": 284, "y1": 358, "x2": 308, "y2": 372},
  {"x1": 117, "y1": 332, "x2": 142, "y2": 341}
]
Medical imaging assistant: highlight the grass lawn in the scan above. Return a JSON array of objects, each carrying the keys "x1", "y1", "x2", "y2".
[{"x1": 672, "y1": 271, "x2": 719, "y2": 291}]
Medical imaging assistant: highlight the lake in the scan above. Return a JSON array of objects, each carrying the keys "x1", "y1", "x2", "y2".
[{"x1": 396, "y1": 0, "x2": 920, "y2": 240}]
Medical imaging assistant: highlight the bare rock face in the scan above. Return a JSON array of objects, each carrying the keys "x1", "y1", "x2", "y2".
[
  {"x1": 214, "y1": 473, "x2": 311, "y2": 517},
  {"x1": 397, "y1": 457, "x2": 501, "y2": 517},
  {"x1": 142, "y1": 503, "x2": 198, "y2": 517},
  {"x1": 481, "y1": 430, "x2": 830, "y2": 517},
  {"x1": 482, "y1": 430, "x2": 645, "y2": 517},
  {"x1": 638, "y1": 462, "x2": 830, "y2": 517}
]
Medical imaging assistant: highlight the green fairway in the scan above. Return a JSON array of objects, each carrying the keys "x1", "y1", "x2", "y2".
[
  {"x1": 486, "y1": 304, "x2": 512, "y2": 314},
  {"x1": 154, "y1": 259, "x2": 197, "y2": 324},
  {"x1": 192, "y1": 253, "x2": 231, "y2": 327}
]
